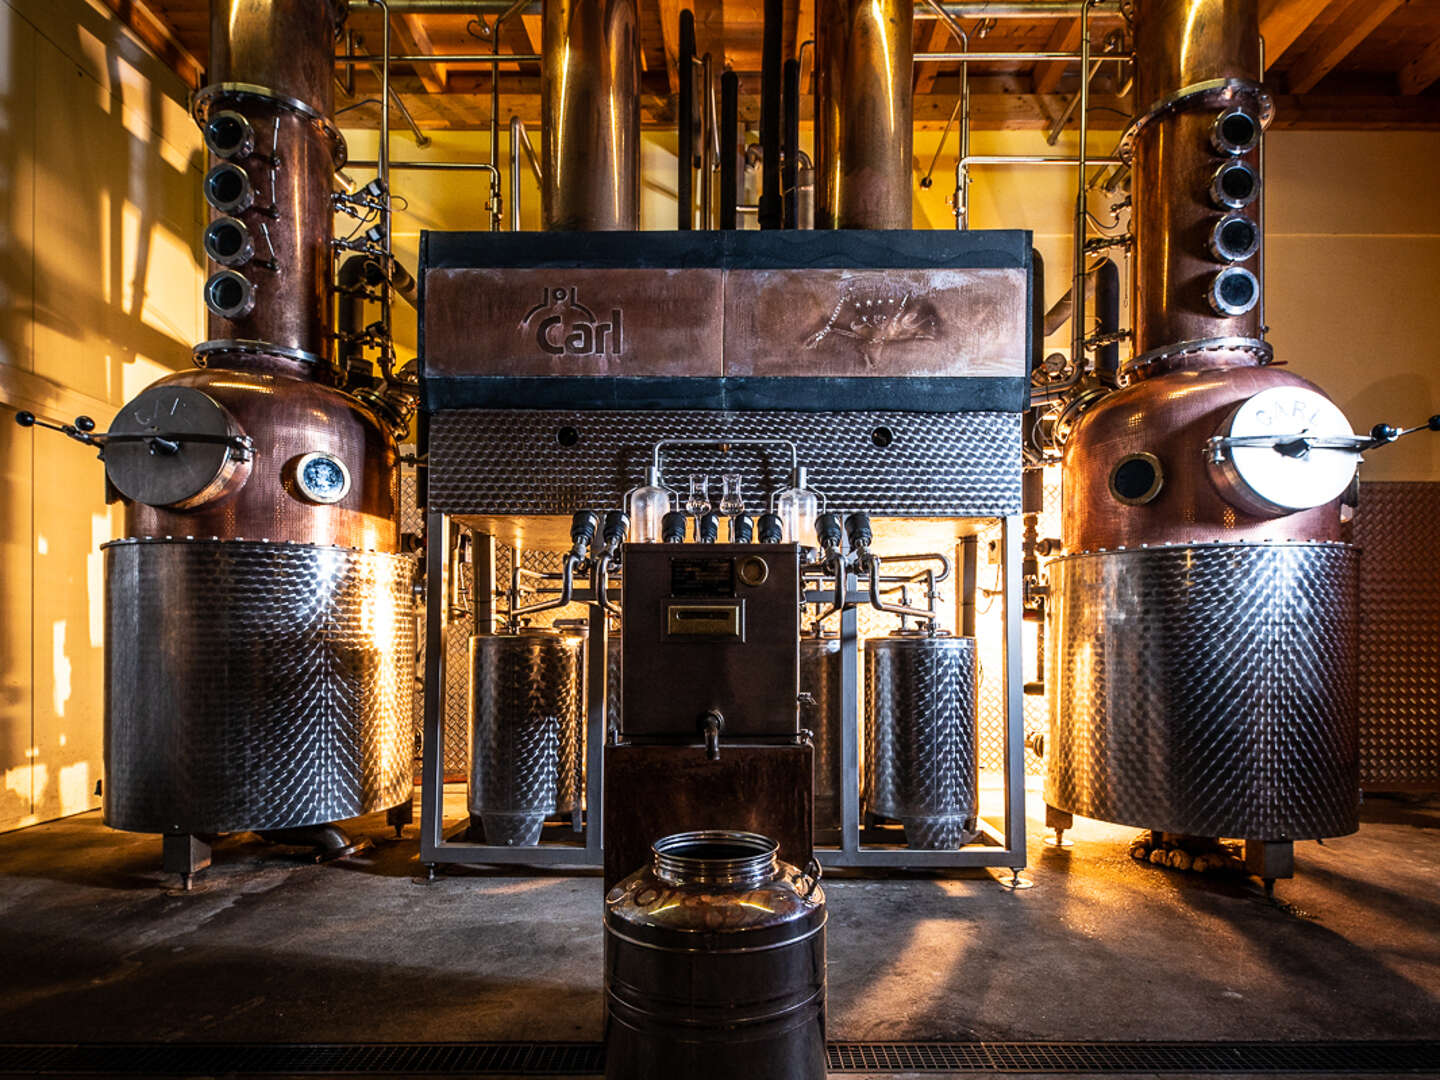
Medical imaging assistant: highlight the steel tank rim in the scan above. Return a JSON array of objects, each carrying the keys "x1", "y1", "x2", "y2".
[
  {"x1": 1049, "y1": 539, "x2": 1356, "y2": 563},
  {"x1": 102, "y1": 536, "x2": 411, "y2": 557}
]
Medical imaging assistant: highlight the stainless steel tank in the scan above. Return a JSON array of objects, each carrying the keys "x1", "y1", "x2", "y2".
[
  {"x1": 469, "y1": 630, "x2": 584, "y2": 846},
  {"x1": 604, "y1": 830, "x2": 826, "y2": 1080},
  {"x1": 864, "y1": 632, "x2": 978, "y2": 850},
  {"x1": 103, "y1": 538, "x2": 415, "y2": 834},
  {"x1": 800, "y1": 631, "x2": 844, "y2": 836}
]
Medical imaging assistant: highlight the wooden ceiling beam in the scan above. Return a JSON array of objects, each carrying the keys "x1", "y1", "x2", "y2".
[
  {"x1": 914, "y1": 19, "x2": 952, "y2": 95},
  {"x1": 1032, "y1": 17, "x2": 1081, "y2": 96},
  {"x1": 1284, "y1": 0, "x2": 1405, "y2": 94},
  {"x1": 1397, "y1": 33, "x2": 1440, "y2": 95},
  {"x1": 98, "y1": 0, "x2": 206, "y2": 90},
  {"x1": 391, "y1": 15, "x2": 447, "y2": 93},
  {"x1": 1258, "y1": 0, "x2": 1335, "y2": 70}
]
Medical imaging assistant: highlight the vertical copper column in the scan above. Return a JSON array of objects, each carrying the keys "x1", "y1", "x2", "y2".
[
  {"x1": 815, "y1": 0, "x2": 914, "y2": 230},
  {"x1": 1128, "y1": 0, "x2": 1266, "y2": 364},
  {"x1": 200, "y1": 0, "x2": 344, "y2": 366},
  {"x1": 541, "y1": 0, "x2": 641, "y2": 231}
]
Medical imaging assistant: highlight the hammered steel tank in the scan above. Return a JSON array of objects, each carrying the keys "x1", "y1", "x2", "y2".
[
  {"x1": 99, "y1": 0, "x2": 414, "y2": 866},
  {"x1": 800, "y1": 630, "x2": 844, "y2": 836},
  {"x1": 1046, "y1": 0, "x2": 1362, "y2": 844},
  {"x1": 469, "y1": 630, "x2": 584, "y2": 846},
  {"x1": 604, "y1": 831, "x2": 826, "y2": 1080},
  {"x1": 864, "y1": 632, "x2": 979, "y2": 850}
]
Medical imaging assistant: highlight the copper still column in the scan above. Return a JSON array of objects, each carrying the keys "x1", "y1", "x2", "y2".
[
  {"x1": 1045, "y1": 0, "x2": 1361, "y2": 851},
  {"x1": 540, "y1": 0, "x2": 641, "y2": 230},
  {"x1": 814, "y1": 0, "x2": 914, "y2": 229},
  {"x1": 100, "y1": 0, "x2": 414, "y2": 882}
]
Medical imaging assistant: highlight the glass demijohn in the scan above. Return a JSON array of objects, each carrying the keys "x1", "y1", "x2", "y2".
[
  {"x1": 777, "y1": 466, "x2": 819, "y2": 549},
  {"x1": 628, "y1": 466, "x2": 671, "y2": 543}
]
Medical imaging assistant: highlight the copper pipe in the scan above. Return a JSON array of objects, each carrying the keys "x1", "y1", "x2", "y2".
[
  {"x1": 1130, "y1": 0, "x2": 1266, "y2": 365},
  {"x1": 541, "y1": 0, "x2": 640, "y2": 231},
  {"x1": 815, "y1": 0, "x2": 914, "y2": 229},
  {"x1": 203, "y1": 0, "x2": 345, "y2": 367}
]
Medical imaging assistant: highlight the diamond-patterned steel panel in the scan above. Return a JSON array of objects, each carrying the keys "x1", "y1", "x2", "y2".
[
  {"x1": 468, "y1": 632, "x2": 584, "y2": 846},
  {"x1": 1352, "y1": 481, "x2": 1440, "y2": 788},
  {"x1": 864, "y1": 634, "x2": 979, "y2": 849},
  {"x1": 103, "y1": 539, "x2": 416, "y2": 834},
  {"x1": 428, "y1": 409, "x2": 1021, "y2": 517},
  {"x1": 1046, "y1": 543, "x2": 1361, "y2": 839}
]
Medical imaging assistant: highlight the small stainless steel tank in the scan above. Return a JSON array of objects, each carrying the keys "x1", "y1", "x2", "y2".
[
  {"x1": 469, "y1": 629, "x2": 583, "y2": 845},
  {"x1": 800, "y1": 630, "x2": 844, "y2": 836},
  {"x1": 864, "y1": 631, "x2": 979, "y2": 849},
  {"x1": 605, "y1": 831, "x2": 826, "y2": 1080}
]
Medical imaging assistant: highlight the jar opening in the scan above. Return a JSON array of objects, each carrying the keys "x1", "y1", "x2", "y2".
[{"x1": 652, "y1": 830, "x2": 779, "y2": 887}]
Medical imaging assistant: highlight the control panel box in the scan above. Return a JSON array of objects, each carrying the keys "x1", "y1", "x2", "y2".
[{"x1": 620, "y1": 543, "x2": 800, "y2": 739}]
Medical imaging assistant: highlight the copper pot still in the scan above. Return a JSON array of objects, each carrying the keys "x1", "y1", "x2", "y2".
[
  {"x1": 99, "y1": 0, "x2": 413, "y2": 845},
  {"x1": 1046, "y1": 0, "x2": 1362, "y2": 845}
]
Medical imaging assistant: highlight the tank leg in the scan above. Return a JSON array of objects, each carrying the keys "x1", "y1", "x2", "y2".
[
  {"x1": 1244, "y1": 839, "x2": 1294, "y2": 888},
  {"x1": 993, "y1": 866, "x2": 1034, "y2": 890},
  {"x1": 387, "y1": 800, "x2": 414, "y2": 839},
  {"x1": 162, "y1": 833, "x2": 211, "y2": 890},
  {"x1": 425, "y1": 862, "x2": 437, "y2": 882},
  {"x1": 1044, "y1": 804, "x2": 1074, "y2": 849}
]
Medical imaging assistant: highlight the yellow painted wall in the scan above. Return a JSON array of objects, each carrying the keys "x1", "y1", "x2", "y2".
[{"x1": 0, "y1": 0, "x2": 203, "y2": 831}]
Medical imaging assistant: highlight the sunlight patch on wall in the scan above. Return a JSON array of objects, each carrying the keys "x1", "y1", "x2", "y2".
[
  {"x1": 58, "y1": 762, "x2": 92, "y2": 817},
  {"x1": 52, "y1": 620, "x2": 72, "y2": 719},
  {"x1": 88, "y1": 514, "x2": 109, "y2": 649}
]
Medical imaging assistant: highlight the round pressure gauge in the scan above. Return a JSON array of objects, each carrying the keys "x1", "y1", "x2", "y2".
[
  {"x1": 1208, "y1": 386, "x2": 1359, "y2": 517},
  {"x1": 294, "y1": 452, "x2": 352, "y2": 504}
]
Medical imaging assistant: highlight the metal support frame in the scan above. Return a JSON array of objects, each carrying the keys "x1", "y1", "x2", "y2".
[
  {"x1": 806, "y1": 516, "x2": 1027, "y2": 870},
  {"x1": 418, "y1": 514, "x2": 1027, "y2": 874},
  {"x1": 419, "y1": 511, "x2": 604, "y2": 870}
]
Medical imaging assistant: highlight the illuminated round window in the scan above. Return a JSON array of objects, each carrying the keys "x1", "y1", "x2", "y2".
[{"x1": 295, "y1": 452, "x2": 351, "y2": 504}]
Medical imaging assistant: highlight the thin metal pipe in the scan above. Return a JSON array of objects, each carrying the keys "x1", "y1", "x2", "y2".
[
  {"x1": 509, "y1": 114, "x2": 523, "y2": 230},
  {"x1": 701, "y1": 53, "x2": 714, "y2": 229},
  {"x1": 371, "y1": 0, "x2": 392, "y2": 376},
  {"x1": 350, "y1": 0, "x2": 1122, "y2": 16},
  {"x1": 1045, "y1": 56, "x2": 1103, "y2": 146},
  {"x1": 916, "y1": 50, "x2": 1129, "y2": 62},
  {"x1": 370, "y1": 63, "x2": 429, "y2": 146},
  {"x1": 923, "y1": 0, "x2": 970, "y2": 230},
  {"x1": 1071, "y1": 0, "x2": 1094, "y2": 392},
  {"x1": 336, "y1": 52, "x2": 540, "y2": 64},
  {"x1": 962, "y1": 154, "x2": 1121, "y2": 166},
  {"x1": 514, "y1": 116, "x2": 542, "y2": 185}
]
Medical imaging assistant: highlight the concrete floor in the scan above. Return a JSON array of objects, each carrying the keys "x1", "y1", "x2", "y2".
[{"x1": 0, "y1": 787, "x2": 1436, "y2": 1076}]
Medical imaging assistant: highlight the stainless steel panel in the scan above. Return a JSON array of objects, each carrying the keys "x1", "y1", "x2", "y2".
[
  {"x1": 801, "y1": 634, "x2": 845, "y2": 835},
  {"x1": 428, "y1": 409, "x2": 1022, "y2": 518},
  {"x1": 103, "y1": 539, "x2": 415, "y2": 834},
  {"x1": 725, "y1": 268, "x2": 1026, "y2": 377},
  {"x1": 864, "y1": 634, "x2": 979, "y2": 850},
  {"x1": 424, "y1": 269, "x2": 724, "y2": 378},
  {"x1": 1046, "y1": 543, "x2": 1360, "y2": 839},
  {"x1": 1353, "y1": 481, "x2": 1440, "y2": 788},
  {"x1": 468, "y1": 631, "x2": 584, "y2": 846}
]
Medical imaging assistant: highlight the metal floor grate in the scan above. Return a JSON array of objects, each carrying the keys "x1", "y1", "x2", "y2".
[{"x1": 0, "y1": 1040, "x2": 1436, "y2": 1075}]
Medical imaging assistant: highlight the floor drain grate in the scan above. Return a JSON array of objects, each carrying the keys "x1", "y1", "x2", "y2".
[{"x1": 0, "y1": 1040, "x2": 1435, "y2": 1075}]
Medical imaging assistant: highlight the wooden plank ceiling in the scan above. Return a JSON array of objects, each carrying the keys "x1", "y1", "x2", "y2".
[{"x1": 110, "y1": 0, "x2": 1440, "y2": 132}]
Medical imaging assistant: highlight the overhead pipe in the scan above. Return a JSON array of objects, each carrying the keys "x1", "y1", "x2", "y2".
[
  {"x1": 354, "y1": 1, "x2": 1123, "y2": 16},
  {"x1": 540, "y1": 0, "x2": 640, "y2": 230},
  {"x1": 782, "y1": 57, "x2": 799, "y2": 228},
  {"x1": 757, "y1": 0, "x2": 783, "y2": 229},
  {"x1": 720, "y1": 70, "x2": 738, "y2": 229},
  {"x1": 816, "y1": 0, "x2": 914, "y2": 229},
  {"x1": 678, "y1": 9, "x2": 695, "y2": 229}
]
